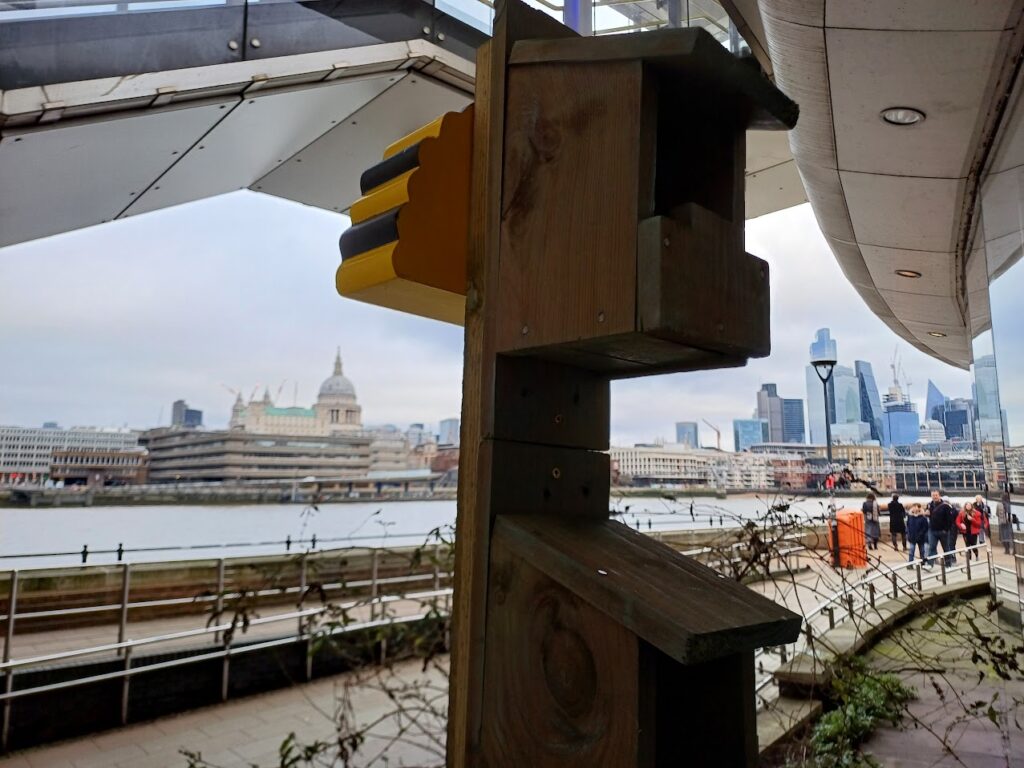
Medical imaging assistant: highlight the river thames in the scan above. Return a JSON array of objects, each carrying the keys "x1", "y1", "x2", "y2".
[{"x1": 0, "y1": 492, "x2": 956, "y2": 567}]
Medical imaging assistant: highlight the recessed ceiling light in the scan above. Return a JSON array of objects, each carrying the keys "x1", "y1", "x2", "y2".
[
  {"x1": 928, "y1": 331, "x2": 947, "y2": 338},
  {"x1": 895, "y1": 269, "x2": 922, "y2": 278},
  {"x1": 881, "y1": 107, "x2": 925, "y2": 126}
]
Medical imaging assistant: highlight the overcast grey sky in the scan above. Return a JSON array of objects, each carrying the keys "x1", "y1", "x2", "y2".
[{"x1": 0, "y1": 192, "x2": 972, "y2": 450}]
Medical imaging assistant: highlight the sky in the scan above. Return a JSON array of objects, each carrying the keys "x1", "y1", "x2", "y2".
[{"x1": 0, "y1": 193, "x2": 973, "y2": 450}]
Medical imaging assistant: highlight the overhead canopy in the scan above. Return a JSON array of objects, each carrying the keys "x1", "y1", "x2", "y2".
[
  {"x1": 0, "y1": 2, "x2": 805, "y2": 250},
  {"x1": 727, "y1": 0, "x2": 1024, "y2": 368}
]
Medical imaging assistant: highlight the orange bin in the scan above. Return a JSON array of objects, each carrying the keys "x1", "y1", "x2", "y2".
[{"x1": 835, "y1": 509, "x2": 868, "y2": 568}]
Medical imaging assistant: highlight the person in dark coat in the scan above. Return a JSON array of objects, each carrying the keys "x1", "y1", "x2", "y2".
[
  {"x1": 906, "y1": 504, "x2": 929, "y2": 568},
  {"x1": 862, "y1": 493, "x2": 881, "y2": 551},
  {"x1": 926, "y1": 490, "x2": 955, "y2": 568},
  {"x1": 887, "y1": 493, "x2": 907, "y2": 551}
]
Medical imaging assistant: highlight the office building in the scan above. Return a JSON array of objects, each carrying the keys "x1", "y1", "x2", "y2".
[
  {"x1": 920, "y1": 420, "x2": 947, "y2": 443},
  {"x1": 439, "y1": 418, "x2": 461, "y2": 446},
  {"x1": 882, "y1": 386, "x2": 920, "y2": 447},
  {"x1": 781, "y1": 399, "x2": 805, "y2": 443},
  {"x1": 855, "y1": 361, "x2": 884, "y2": 442},
  {"x1": 50, "y1": 448, "x2": 148, "y2": 486},
  {"x1": 733, "y1": 419, "x2": 769, "y2": 452},
  {"x1": 0, "y1": 425, "x2": 140, "y2": 483},
  {"x1": 756, "y1": 384, "x2": 803, "y2": 444},
  {"x1": 171, "y1": 400, "x2": 203, "y2": 429},
  {"x1": 674, "y1": 421, "x2": 699, "y2": 448},
  {"x1": 756, "y1": 384, "x2": 784, "y2": 442},
  {"x1": 805, "y1": 329, "x2": 837, "y2": 444},
  {"x1": 405, "y1": 423, "x2": 434, "y2": 448},
  {"x1": 926, "y1": 381, "x2": 947, "y2": 423},
  {"x1": 142, "y1": 427, "x2": 372, "y2": 483}
]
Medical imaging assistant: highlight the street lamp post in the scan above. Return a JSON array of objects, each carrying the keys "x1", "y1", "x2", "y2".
[{"x1": 812, "y1": 355, "x2": 838, "y2": 566}]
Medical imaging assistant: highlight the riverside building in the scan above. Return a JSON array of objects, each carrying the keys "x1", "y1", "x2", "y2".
[{"x1": 0, "y1": 425, "x2": 140, "y2": 484}]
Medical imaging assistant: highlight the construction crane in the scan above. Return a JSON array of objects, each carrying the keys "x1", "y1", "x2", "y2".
[
  {"x1": 220, "y1": 384, "x2": 240, "y2": 398},
  {"x1": 248, "y1": 384, "x2": 261, "y2": 402},
  {"x1": 701, "y1": 418, "x2": 721, "y2": 450},
  {"x1": 274, "y1": 379, "x2": 288, "y2": 403}
]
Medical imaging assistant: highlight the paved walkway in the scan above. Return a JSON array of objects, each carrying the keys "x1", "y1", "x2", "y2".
[
  {"x1": 0, "y1": 658, "x2": 447, "y2": 768},
  {"x1": 864, "y1": 596, "x2": 1024, "y2": 768},
  {"x1": 0, "y1": 541, "x2": 1016, "y2": 767}
]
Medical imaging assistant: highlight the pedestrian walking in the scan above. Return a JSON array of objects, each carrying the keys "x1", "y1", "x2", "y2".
[
  {"x1": 887, "y1": 493, "x2": 907, "y2": 551},
  {"x1": 956, "y1": 502, "x2": 981, "y2": 560},
  {"x1": 973, "y1": 494, "x2": 990, "y2": 545},
  {"x1": 926, "y1": 490, "x2": 955, "y2": 568},
  {"x1": 943, "y1": 496, "x2": 959, "y2": 563},
  {"x1": 906, "y1": 504, "x2": 929, "y2": 568},
  {"x1": 863, "y1": 493, "x2": 881, "y2": 551},
  {"x1": 997, "y1": 491, "x2": 1014, "y2": 556}
]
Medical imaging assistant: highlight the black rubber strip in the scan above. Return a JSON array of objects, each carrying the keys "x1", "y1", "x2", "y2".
[
  {"x1": 339, "y1": 207, "x2": 400, "y2": 261},
  {"x1": 359, "y1": 142, "x2": 421, "y2": 194}
]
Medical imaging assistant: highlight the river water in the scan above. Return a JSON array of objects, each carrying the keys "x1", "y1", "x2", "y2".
[{"x1": 0, "y1": 492, "x2": 963, "y2": 568}]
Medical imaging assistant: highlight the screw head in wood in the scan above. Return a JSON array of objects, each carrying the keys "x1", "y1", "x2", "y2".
[
  {"x1": 663, "y1": 237, "x2": 671, "y2": 247},
  {"x1": 554, "y1": 414, "x2": 563, "y2": 424},
  {"x1": 521, "y1": 325, "x2": 529, "y2": 335},
  {"x1": 551, "y1": 468, "x2": 561, "y2": 479},
  {"x1": 597, "y1": 311, "x2": 605, "y2": 323}
]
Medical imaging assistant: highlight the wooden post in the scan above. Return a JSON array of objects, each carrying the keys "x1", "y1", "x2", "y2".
[{"x1": 370, "y1": 3, "x2": 801, "y2": 765}]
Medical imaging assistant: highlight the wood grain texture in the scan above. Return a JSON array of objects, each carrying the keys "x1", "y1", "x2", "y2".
[
  {"x1": 637, "y1": 204, "x2": 770, "y2": 359},
  {"x1": 480, "y1": 527, "x2": 639, "y2": 766},
  {"x1": 497, "y1": 60, "x2": 643, "y2": 353},
  {"x1": 448, "y1": 3, "x2": 577, "y2": 765},
  {"x1": 493, "y1": 356, "x2": 609, "y2": 449},
  {"x1": 491, "y1": 441, "x2": 609, "y2": 518},
  {"x1": 495, "y1": 515, "x2": 802, "y2": 665}
]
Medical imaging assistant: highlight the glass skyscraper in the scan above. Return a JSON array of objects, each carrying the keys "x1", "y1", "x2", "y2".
[
  {"x1": 781, "y1": 398, "x2": 805, "y2": 443},
  {"x1": 675, "y1": 421, "x2": 699, "y2": 447},
  {"x1": 733, "y1": 419, "x2": 769, "y2": 452},
  {"x1": 806, "y1": 329, "x2": 837, "y2": 445},
  {"x1": 855, "y1": 361, "x2": 884, "y2": 443}
]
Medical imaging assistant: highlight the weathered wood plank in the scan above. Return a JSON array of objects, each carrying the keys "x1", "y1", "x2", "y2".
[
  {"x1": 637, "y1": 204, "x2": 770, "y2": 359},
  {"x1": 493, "y1": 356, "x2": 609, "y2": 449},
  {"x1": 491, "y1": 441, "x2": 609, "y2": 518},
  {"x1": 480, "y1": 525, "x2": 639, "y2": 766},
  {"x1": 448, "y1": 3, "x2": 577, "y2": 765},
  {"x1": 495, "y1": 515, "x2": 802, "y2": 664},
  {"x1": 497, "y1": 60, "x2": 643, "y2": 353}
]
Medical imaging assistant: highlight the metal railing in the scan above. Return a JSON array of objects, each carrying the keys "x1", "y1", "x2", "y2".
[
  {"x1": 752, "y1": 542, "x2": 1018, "y2": 703},
  {"x1": 0, "y1": 550, "x2": 455, "y2": 749}
]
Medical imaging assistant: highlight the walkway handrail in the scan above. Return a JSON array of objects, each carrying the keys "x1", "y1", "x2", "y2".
[{"x1": 753, "y1": 541, "x2": 1007, "y2": 705}]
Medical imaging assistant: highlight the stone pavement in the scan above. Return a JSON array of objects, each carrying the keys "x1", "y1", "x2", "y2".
[
  {"x1": 864, "y1": 597, "x2": 1024, "y2": 768},
  {"x1": 0, "y1": 658, "x2": 447, "y2": 768}
]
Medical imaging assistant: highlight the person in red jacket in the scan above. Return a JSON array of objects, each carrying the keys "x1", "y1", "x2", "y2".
[{"x1": 956, "y1": 502, "x2": 985, "y2": 560}]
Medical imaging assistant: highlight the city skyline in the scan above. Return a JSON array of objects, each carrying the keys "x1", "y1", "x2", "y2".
[{"x1": 0, "y1": 198, "x2": 973, "y2": 450}]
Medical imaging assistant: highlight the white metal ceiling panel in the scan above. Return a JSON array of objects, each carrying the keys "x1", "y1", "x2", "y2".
[
  {"x1": 840, "y1": 171, "x2": 963, "y2": 252},
  {"x1": 745, "y1": 158, "x2": 806, "y2": 219},
  {"x1": 859, "y1": 244, "x2": 955, "y2": 296},
  {"x1": 825, "y1": 0, "x2": 1017, "y2": 31},
  {"x1": 877, "y1": 289, "x2": 957, "y2": 325},
  {"x1": 122, "y1": 74, "x2": 397, "y2": 217},
  {"x1": 254, "y1": 72, "x2": 472, "y2": 213},
  {"x1": 827, "y1": 28, "x2": 1005, "y2": 178},
  {"x1": 746, "y1": 130, "x2": 792, "y2": 173},
  {"x1": 0, "y1": 99, "x2": 231, "y2": 247}
]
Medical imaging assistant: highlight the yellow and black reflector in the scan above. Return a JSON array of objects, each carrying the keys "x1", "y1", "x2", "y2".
[{"x1": 337, "y1": 106, "x2": 473, "y2": 325}]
